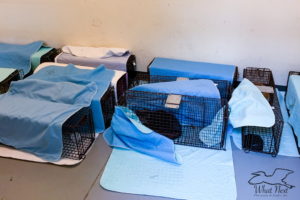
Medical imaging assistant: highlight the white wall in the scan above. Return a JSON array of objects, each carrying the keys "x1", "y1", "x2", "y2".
[{"x1": 0, "y1": 0, "x2": 300, "y2": 85}]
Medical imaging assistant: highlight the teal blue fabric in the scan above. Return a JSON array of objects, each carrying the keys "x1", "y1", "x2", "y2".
[
  {"x1": 27, "y1": 64, "x2": 115, "y2": 133},
  {"x1": 229, "y1": 78, "x2": 275, "y2": 128},
  {"x1": 30, "y1": 46, "x2": 53, "y2": 71},
  {"x1": 0, "y1": 79, "x2": 97, "y2": 161},
  {"x1": 100, "y1": 135, "x2": 236, "y2": 200},
  {"x1": 286, "y1": 75, "x2": 300, "y2": 147},
  {"x1": 0, "y1": 41, "x2": 43, "y2": 75},
  {"x1": 132, "y1": 79, "x2": 220, "y2": 98},
  {"x1": 149, "y1": 57, "x2": 236, "y2": 82},
  {"x1": 103, "y1": 106, "x2": 181, "y2": 164}
]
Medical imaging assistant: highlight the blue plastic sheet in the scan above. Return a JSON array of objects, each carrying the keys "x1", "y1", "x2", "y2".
[
  {"x1": 28, "y1": 64, "x2": 115, "y2": 133},
  {"x1": 0, "y1": 79, "x2": 97, "y2": 161},
  {"x1": 0, "y1": 41, "x2": 43, "y2": 75}
]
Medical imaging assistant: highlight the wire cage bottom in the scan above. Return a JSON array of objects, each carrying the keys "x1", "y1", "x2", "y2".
[
  {"x1": 62, "y1": 107, "x2": 95, "y2": 160},
  {"x1": 242, "y1": 90, "x2": 283, "y2": 156}
]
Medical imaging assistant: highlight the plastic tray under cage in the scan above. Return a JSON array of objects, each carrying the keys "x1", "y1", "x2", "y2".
[
  {"x1": 243, "y1": 67, "x2": 275, "y2": 105},
  {"x1": 242, "y1": 91, "x2": 283, "y2": 156},
  {"x1": 119, "y1": 90, "x2": 229, "y2": 150},
  {"x1": 62, "y1": 107, "x2": 95, "y2": 160},
  {"x1": 127, "y1": 72, "x2": 232, "y2": 100},
  {"x1": 0, "y1": 69, "x2": 22, "y2": 94},
  {"x1": 101, "y1": 86, "x2": 116, "y2": 128}
]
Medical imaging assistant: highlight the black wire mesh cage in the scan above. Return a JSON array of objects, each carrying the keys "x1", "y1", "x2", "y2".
[
  {"x1": 0, "y1": 69, "x2": 22, "y2": 94},
  {"x1": 287, "y1": 71, "x2": 300, "y2": 86},
  {"x1": 62, "y1": 107, "x2": 95, "y2": 160},
  {"x1": 243, "y1": 67, "x2": 275, "y2": 105},
  {"x1": 119, "y1": 73, "x2": 230, "y2": 150},
  {"x1": 101, "y1": 86, "x2": 116, "y2": 129},
  {"x1": 242, "y1": 90, "x2": 283, "y2": 156}
]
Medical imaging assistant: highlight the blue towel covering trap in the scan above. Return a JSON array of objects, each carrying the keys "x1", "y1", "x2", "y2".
[
  {"x1": 0, "y1": 64, "x2": 114, "y2": 161},
  {"x1": 0, "y1": 41, "x2": 43, "y2": 76},
  {"x1": 28, "y1": 64, "x2": 115, "y2": 133}
]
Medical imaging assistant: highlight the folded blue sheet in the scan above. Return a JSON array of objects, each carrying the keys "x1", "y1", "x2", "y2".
[
  {"x1": 133, "y1": 79, "x2": 220, "y2": 98},
  {"x1": 0, "y1": 41, "x2": 43, "y2": 75},
  {"x1": 286, "y1": 75, "x2": 300, "y2": 147},
  {"x1": 28, "y1": 64, "x2": 115, "y2": 133},
  {"x1": 149, "y1": 57, "x2": 236, "y2": 82},
  {"x1": 229, "y1": 78, "x2": 275, "y2": 128},
  {"x1": 0, "y1": 79, "x2": 97, "y2": 161},
  {"x1": 103, "y1": 106, "x2": 181, "y2": 164}
]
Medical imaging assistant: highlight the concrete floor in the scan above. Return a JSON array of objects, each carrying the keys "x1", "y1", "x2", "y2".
[
  {"x1": 1, "y1": 137, "x2": 299, "y2": 200},
  {"x1": 0, "y1": 136, "x2": 111, "y2": 200}
]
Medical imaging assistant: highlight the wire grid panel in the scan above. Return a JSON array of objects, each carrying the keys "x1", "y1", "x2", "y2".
[
  {"x1": 242, "y1": 90, "x2": 283, "y2": 156},
  {"x1": 62, "y1": 107, "x2": 95, "y2": 160},
  {"x1": 122, "y1": 90, "x2": 229, "y2": 150},
  {"x1": 243, "y1": 67, "x2": 275, "y2": 105},
  {"x1": 101, "y1": 87, "x2": 116, "y2": 129}
]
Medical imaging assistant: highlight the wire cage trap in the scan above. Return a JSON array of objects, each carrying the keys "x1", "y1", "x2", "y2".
[
  {"x1": 243, "y1": 67, "x2": 275, "y2": 105},
  {"x1": 242, "y1": 92, "x2": 283, "y2": 156},
  {"x1": 242, "y1": 67, "x2": 283, "y2": 156},
  {"x1": 101, "y1": 86, "x2": 116, "y2": 129},
  {"x1": 119, "y1": 74, "x2": 231, "y2": 150},
  {"x1": 0, "y1": 69, "x2": 22, "y2": 94},
  {"x1": 62, "y1": 107, "x2": 95, "y2": 160}
]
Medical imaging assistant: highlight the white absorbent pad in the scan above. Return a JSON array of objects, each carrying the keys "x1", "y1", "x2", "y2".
[{"x1": 100, "y1": 142, "x2": 236, "y2": 200}]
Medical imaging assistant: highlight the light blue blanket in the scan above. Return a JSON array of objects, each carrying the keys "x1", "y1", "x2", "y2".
[
  {"x1": 0, "y1": 79, "x2": 97, "y2": 161},
  {"x1": 286, "y1": 75, "x2": 300, "y2": 147},
  {"x1": 0, "y1": 41, "x2": 43, "y2": 75},
  {"x1": 28, "y1": 64, "x2": 115, "y2": 133},
  {"x1": 229, "y1": 78, "x2": 275, "y2": 128},
  {"x1": 100, "y1": 136, "x2": 236, "y2": 200},
  {"x1": 149, "y1": 57, "x2": 236, "y2": 82},
  {"x1": 103, "y1": 106, "x2": 181, "y2": 164}
]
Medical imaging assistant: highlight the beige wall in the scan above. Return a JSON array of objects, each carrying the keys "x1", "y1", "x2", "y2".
[{"x1": 1, "y1": 0, "x2": 300, "y2": 85}]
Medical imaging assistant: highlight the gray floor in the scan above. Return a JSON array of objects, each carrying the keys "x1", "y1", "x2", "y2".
[
  {"x1": 0, "y1": 136, "x2": 111, "y2": 200},
  {"x1": 0, "y1": 137, "x2": 299, "y2": 200}
]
